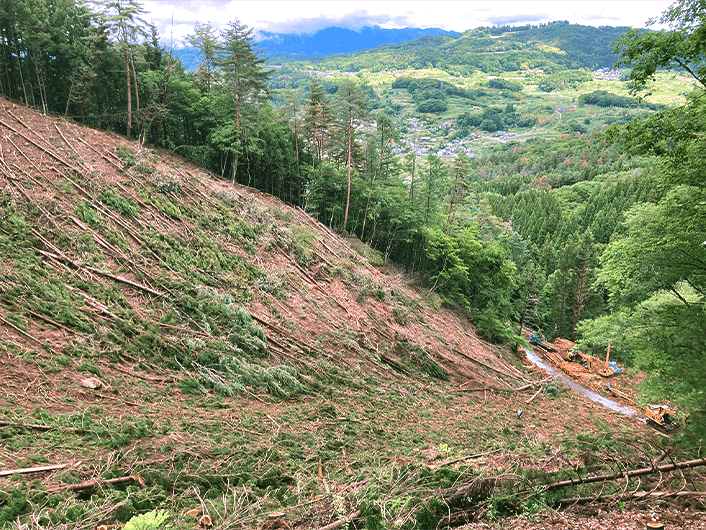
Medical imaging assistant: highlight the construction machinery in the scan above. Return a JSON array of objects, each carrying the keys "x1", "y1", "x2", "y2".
[
  {"x1": 645, "y1": 404, "x2": 678, "y2": 431},
  {"x1": 529, "y1": 334, "x2": 622, "y2": 378}
]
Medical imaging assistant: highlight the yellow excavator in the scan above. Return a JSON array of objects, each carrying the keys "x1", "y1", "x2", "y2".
[{"x1": 645, "y1": 404, "x2": 678, "y2": 431}]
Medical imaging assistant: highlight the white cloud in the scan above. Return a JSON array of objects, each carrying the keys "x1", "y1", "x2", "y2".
[{"x1": 140, "y1": 0, "x2": 674, "y2": 47}]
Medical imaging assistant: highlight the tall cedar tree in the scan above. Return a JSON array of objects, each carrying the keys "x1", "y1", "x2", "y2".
[
  {"x1": 188, "y1": 21, "x2": 218, "y2": 93},
  {"x1": 303, "y1": 77, "x2": 331, "y2": 170},
  {"x1": 446, "y1": 152, "x2": 470, "y2": 235},
  {"x1": 101, "y1": 0, "x2": 150, "y2": 140},
  {"x1": 361, "y1": 112, "x2": 397, "y2": 240},
  {"x1": 281, "y1": 87, "x2": 305, "y2": 201},
  {"x1": 217, "y1": 19, "x2": 272, "y2": 183},
  {"x1": 333, "y1": 79, "x2": 368, "y2": 232}
]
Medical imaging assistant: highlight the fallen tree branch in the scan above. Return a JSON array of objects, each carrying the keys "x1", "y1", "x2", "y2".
[
  {"x1": 157, "y1": 322, "x2": 211, "y2": 337},
  {"x1": 4, "y1": 173, "x2": 61, "y2": 231},
  {"x1": 83, "y1": 266, "x2": 165, "y2": 297},
  {"x1": 318, "y1": 238, "x2": 341, "y2": 259},
  {"x1": 448, "y1": 387, "x2": 506, "y2": 393},
  {"x1": 99, "y1": 362, "x2": 175, "y2": 383},
  {"x1": 554, "y1": 489, "x2": 706, "y2": 506},
  {"x1": 69, "y1": 216, "x2": 128, "y2": 260},
  {"x1": 514, "y1": 377, "x2": 553, "y2": 392},
  {"x1": 315, "y1": 510, "x2": 361, "y2": 530},
  {"x1": 379, "y1": 354, "x2": 413, "y2": 376},
  {"x1": 0, "y1": 420, "x2": 51, "y2": 431},
  {"x1": 274, "y1": 245, "x2": 350, "y2": 315},
  {"x1": 0, "y1": 420, "x2": 80, "y2": 433},
  {"x1": 1, "y1": 297, "x2": 78, "y2": 335},
  {"x1": 451, "y1": 348, "x2": 523, "y2": 385},
  {"x1": 78, "y1": 390, "x2": 140, "y2": 407},
  {"x1": 76, "y1": 137, "x2": 123, "y2": 172},
  {"x1": 45, "y1": 475, "x2": 145, "y2": 493},
  {"x1": 6, "y1": 109, "x2": 31, "y2": 130},
  {"x1": 53, "y1": 123, "x2": 82, "y2": 160},
  {"x1": 0, "y1": 118, "x2": 79, "y2": 171},
  {"x1": 0, "y1": 462, "x2": 75, "y2": 477},
  {"x1": 539, "y1": 457, "x2": 706, "y2": 492},
  {"x1": 432, "y1": 449, "x2": 503, "y2": 468},
  {"x1": 250, "y1": 312, "x2": 341, "y2": 364},
  {"x1": 526, "y1": 386, "x2": 543, "y2": 404},
  {"x1": 0, "y1": 312, "x2": 45, "y2": 347}
]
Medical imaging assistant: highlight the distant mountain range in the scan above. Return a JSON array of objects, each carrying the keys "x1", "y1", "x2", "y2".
[
  {"x1": 256, "y1": 25, "x2": 459, "y2": 56},
  {"x1": 173, "y1": 25, "x2": 459, "y2": 70}
]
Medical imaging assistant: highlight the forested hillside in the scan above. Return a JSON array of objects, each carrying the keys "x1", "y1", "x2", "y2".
[
  {"x1": 272, "y1": 22, "x2": 627, "y2": 75},
  {"x1": 1, "y1": 0, "x2": 705, "y2": 504}
]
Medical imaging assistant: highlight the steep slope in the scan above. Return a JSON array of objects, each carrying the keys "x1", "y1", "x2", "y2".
[
  {"x1": 0, "y1": 96, "x2": 508, "y2": 394},
  {"x1": 0, "y1": 99, "x2": 701, "y2": 530}
]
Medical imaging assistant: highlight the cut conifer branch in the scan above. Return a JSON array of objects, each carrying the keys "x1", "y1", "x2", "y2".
[
  {"x1": 0, "y1": 312, "x2": 45, "y2": 347},
  {"x1": 45, "y1": 475, "x2": 145, "y2": 493}
]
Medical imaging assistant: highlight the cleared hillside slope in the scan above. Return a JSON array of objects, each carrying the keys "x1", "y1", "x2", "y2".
[
  {"x1": 0, "y1": 98, "x2": 701, "y2": 530},
  {"x1": 0, "y1": 96, "x2": 511, "y2": 390}
]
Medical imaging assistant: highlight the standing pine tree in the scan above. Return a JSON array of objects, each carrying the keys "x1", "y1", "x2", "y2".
[
  {"x1": 303, "y1": 77, "x2": 331, "y2": 171},
  {"x1": 100, "y1": 0, "x2": 150, "y2": 140},
  {"x1": 217, "y1": 19, "x2": 272, "y2": 183},
  {"x1": 333, "y1": 78, "x2": 368, "y2": 232},
  {"x1": 280, "y1": 86, "x2": 305, "y2": 201},
  {"x1": 361, "y1": 112, "x2": 397, "y2": 241},
  {"x1": 419, "y1": 154, "x2": 448, "y2": 228},
  {"x1": 446, "y1": 153, "x2": 470, "y2": 235},
  {"x1": 188, "y1": 21, "x2": 218, "y2": 93}
]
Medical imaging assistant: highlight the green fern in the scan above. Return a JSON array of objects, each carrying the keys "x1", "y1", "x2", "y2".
[{"x1": 123, "y1": 509, "x2": 171, "y2": 530}]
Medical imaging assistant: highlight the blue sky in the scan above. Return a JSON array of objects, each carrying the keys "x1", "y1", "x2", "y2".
[{"x1": 141, "y1": 0, "x2": 674, "y2": 47}]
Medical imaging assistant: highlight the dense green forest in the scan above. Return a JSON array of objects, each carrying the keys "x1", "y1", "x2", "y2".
[{"x1": 0, "y1": 0, "x2": 704, "y2": 423}]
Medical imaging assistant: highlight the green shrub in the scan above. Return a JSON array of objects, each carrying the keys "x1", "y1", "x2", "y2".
[
  {"x1": 116, "y1": 145, "x2": 135, "y2": 167},
  {"x1": 99, "y1": 188, "x2": 139, "y2": 217},
  {"x1": 75, "y1": 201, "x2": 102, "y2": 228}
]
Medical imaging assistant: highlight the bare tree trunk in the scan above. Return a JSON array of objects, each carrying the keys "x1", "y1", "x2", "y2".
[
  {"x1": 409, "y1": 139, "x2": 416, "y2": 201},
  {"x1": 130, "y1": 51, "x2": 139, "y2": 110},
  {"x1": 446, "y1": 181, "x2": 459, "y2": 235},
  {"x1": 130, "y1": 50, "x2": 140, "y2": 140},
  {"x1": 343, "y1": 115, "x2": 353, "y2": 232},
  {"x1": 65, "y1": 77, "x2": 75, "y2": 118},
  {"x1": 361, "y1": 138, "x2": 391, "y2": 241},
  {"x1": 31, "y1": 51, "x2": 47, "y2": 115},
  {"x1": 571, "y1": 270, "x2": 588, "y2": 340},
  {"x1": 125, "y1": 50, "x2": 132, "y2": 140},
  {"x1": 541, "y1": 457, "x2": 706, "y2": 492},
  {"x1": 11, "y1": 32, "x2": 28, "y2": 105},
  {"x1": 155, "y1": 44, "x2": 175, "y2": 143},
  {"x1": 294, "y1": 126, "x2": 300, "y2": 204},
  {"x1": 231, "y1": 156, "x2": 238, "y2": 184}
]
